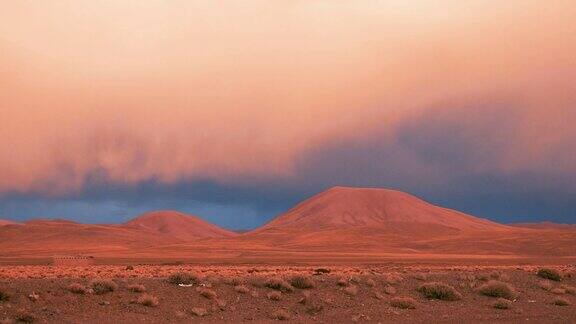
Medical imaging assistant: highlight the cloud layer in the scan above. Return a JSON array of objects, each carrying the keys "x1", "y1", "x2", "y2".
[{"x1": 0, "y1": 1, "x2": 575, "y2": 225}]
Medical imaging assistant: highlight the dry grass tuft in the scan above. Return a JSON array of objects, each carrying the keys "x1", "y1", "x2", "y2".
[
  {"x1": 267, "y1": 291, "x2": 282, "y2": 301},
  {"x1": 418, "y1": 282, "x2": 462, "y2": 301},
  {"x1": 191, "y1": 307, "x2": 208, "y2": 317},
  {"x1": 290, "y1": 275, "x2": 315, "y2": 289},
  {"x1": 344, "y1": 285, "x2": 358, "y2": 296},
  {"x1": 247, "y1": 275, "x2": 266, "y2": 288},
  {"x1": 271, "y1": 309, "x2": 291, "y2": 320},
  {"x1": 384, "y1": 285, "x2": 397, "y2": 295},
  {"x1": 168, "y1": 272, "x2": 200, "y2": 285},
  {"x1": 127, "y1": 284, "x2": 146, "y2": 293},
  {"x1": 551, "y1": 288, "x2": 566, "y2": 295},
  {"x1": 561, "y1": 285, "x2": 576, "y2": 295},
  {"x1": 196, "y1": 287, "x2": 217, "y2": 299},
  {"x1": 15, "y1": 310, "x2": 35, "y2": 323},
  {"x1": 91, "y1": 280, "x2": 118, "y2": 295},
  {"x1": 234, "y1": 285, "x2": 249, "y2": 294},
  {"x1": 382, "y1": 273, "x2": 403, "y2": 285},
  {"x1": 554, "y1": 297, "x2": 570, "y2": 306},
  {"x1": 306, "y1": 303, "x2": 324, "y2": 315},
  {"x1": 298, "y1": 291, "x2": 310, "y2": 304},
  {"x1": 390, "y1": 297, "x2": 417, "y2": 309},
  {"x1": 493, "y1": 298, "x2": 512, "y2": 309},
  {"x1": 0, "y1": 289, "x2": 9, "y2": 302},
  {"x1": 538, "y1": 280, "x2": 553, "y2": 291},
  {"x1": 67, "y1": 283, "x2": 88, "y2": 295},
  {"x1": 137, "y1": 294, "x2": 159, "y2": 307},
  {"x1": 337, "y1": 277, "x2": 349, "y2": 287},
  {"x1": 223, "y1": 277, "x2": 244, "y2": 286},
  {"x1": 477, "y1": 280, "x2": 516, "y2": 300},
  {"x1": 365, "y1": 278, "x2": 376, "y2": 287},
  {"x1": 264, "y1": 277, "x2": 293, "y2": 292},
  {"x1": 538, "y1": 268, "x2": 562, "y2": 281},
  {"x1": 314, "y1": 268, "x2": 330, "y2": 275}
]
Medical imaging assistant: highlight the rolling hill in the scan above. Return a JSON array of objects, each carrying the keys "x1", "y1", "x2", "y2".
[
  {"x1": 123, "y1": 210, "x2": 237, "y2": 240},
  {"x1": 0, "y1": 187, "x2": 574, "y2": 260}
]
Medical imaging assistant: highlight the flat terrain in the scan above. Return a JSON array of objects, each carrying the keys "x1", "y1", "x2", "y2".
[{"x1": 1, "y1": 264, "x2": 575, "y2": 323}]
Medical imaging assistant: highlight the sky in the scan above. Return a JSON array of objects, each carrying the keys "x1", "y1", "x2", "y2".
[{"x1": 0, "y1": 1, "x2": 575, "y2": 229}]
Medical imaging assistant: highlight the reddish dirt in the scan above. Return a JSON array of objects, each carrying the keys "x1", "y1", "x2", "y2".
[{"x1": 0, "y1": 264, "x2": 575, "y2": 323}]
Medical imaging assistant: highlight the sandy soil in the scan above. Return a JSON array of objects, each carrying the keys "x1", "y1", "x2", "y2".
[{"x1": 1, "y1": 264, "x2": 575, "y2": 323}]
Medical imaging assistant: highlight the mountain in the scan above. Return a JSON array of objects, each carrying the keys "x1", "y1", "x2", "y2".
[
  {"x1": 259, "y1": 186, "x2": 507, "y2": 232},
  {"x1": 511, "y1": 222, "x2": 576, "y2": 230},
  {"x1": 0, "y1": 219, "x2": 17, "y2": 226},
  {"x1": 241, "y1": 187, "x2": 574, "y2": 256},
  {"x1": 123, "y1": 210, "x2": 237, "y2": 240},
  {"x1": 0, "y1": 220, "x2": 177, "y2": 257},
  {"x1": 1, "y1": 188, "x2": 574, "y2": 260}
]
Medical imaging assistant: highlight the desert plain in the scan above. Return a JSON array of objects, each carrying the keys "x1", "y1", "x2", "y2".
[{"x1": 0, "y1": 187, "x2": 575, "y2": 323}]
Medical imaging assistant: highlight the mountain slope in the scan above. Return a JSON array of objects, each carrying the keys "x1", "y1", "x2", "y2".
[
  {"x1": 0, "y1": 219, "x2": 18, "y2": 226},
  {"x1": 123, "y1": 210, "x2": 237, "y2": 240},
  {"x1": 260, "y1": 186, "x2": 507, "y2": 232},
  {"x1": 511, "y1": 222, "x2": 576, "y2": 230},
  {"x1": 0, "y1": 219, "x2": 178, "y2": 257}
]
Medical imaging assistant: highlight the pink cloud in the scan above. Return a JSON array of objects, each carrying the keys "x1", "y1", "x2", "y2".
[{"x1": 0, "y1": 1, "x2": 575, "y2": 195}]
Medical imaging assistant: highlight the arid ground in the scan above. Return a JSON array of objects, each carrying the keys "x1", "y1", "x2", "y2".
[
  {"x1": 1, "y1": 262, "x2": 575, "y2": 323},
  {"x1": 1, "y1": 188, "x2": 575, "y2": 322}
]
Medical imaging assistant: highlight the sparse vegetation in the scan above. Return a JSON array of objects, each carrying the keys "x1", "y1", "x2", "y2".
[
  {"x1": 191, "y1": 307, "x2": 208, "y2": 317},
  {"x1": 551, "y1": 288, "x2": 566, "y2": 295},
  {"x1": 168, "y1": 272, "x2": 200, "y2": 285},
  {"x1": 538, "y1": 268, "x2": 562, "y2": 281},
  {"x1": 137, "y1": 294, "x2": 159, "y2": 307},
  {"x1": 264, "y1": 277, "x2": 293, "y2": 292},
  {"x1": 384, "y1": 285, "x2": 396, "y2": 295},
  {"x1": 91, "y1": 280, "x2": 118, "y2": 295},
  {"x1": 382, "y1": 273, "x2": 403, "y2": 285},
  {"x1": 344, "y1": 285, "x2": 358, "y2": 296},
  {"x1": 290, "y1": 275, "x2": 315, "y2": 289},
  {"x1": 234, "y1": 285, "x2": 249, "y2": 294},
  {"x1": 538, "y1": 280, "x2": 553, "y2": 291},
  {"x1": 197, "y1": 287, "x2": 217, "y2": 299},
  {"x1": 314, "y1": 268, "x2": 330, "y2": 274},
  {"x1": 554, "y1": 297, "x2": 570, "y2": 306},
  {"x1": 561, "y1": 285, "x2": 576, "y2": 295},
  {"x1": 0, "y1": 289, "x2": 9, "y2": 302},
  {"x1": 493, "y1": 298, "x2": 512, "y2": 309},
  {"x1": 15, "y1": 310, "x2": 35, "y2": 323},
  {"x1": 306, "y1": 303, "x2": 324, "y2": 315},
  {"x1": 477, "y1": 280, "x2": 516, "y2": 300},
  {"x1": 248, "y1": 275, "x2": 266, "y2": 288},
  {"x1": 223, "y1": 277, "x2": 243, "y2": 286},
  {"x1": 67, "y1": 283, "x2": 88, "y2": 294},
  {"x1": 271, "y1": 309, "x2": 291, "y2": 320},
  {"x1": 365, "y1": 278, "x2": 376, "y2": 287},
  {"x1": 337, "y1": 277, "x2": 349, "y2": 287},
  {"x1": 267, "y1": 291, "x2": 282, "y2": 301},
  {"x1": 418, "y1": 282, "x2": 462, "y2": 301},
  {"x1": 390, "y1": 297, "x2": 417, "y2": 309},
  {"x1": 127, "y1": 284, "x2": 146, "y2": 293}
]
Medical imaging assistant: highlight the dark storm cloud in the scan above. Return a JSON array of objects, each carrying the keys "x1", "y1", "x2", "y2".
[{"x1": 1, "y1": 101, "x2": 575, "y2": 227}]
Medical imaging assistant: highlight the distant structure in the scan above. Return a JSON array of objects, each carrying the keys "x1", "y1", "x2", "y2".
[{"x1": 52, "y1": 255, "x2": 95, "y2": 266}]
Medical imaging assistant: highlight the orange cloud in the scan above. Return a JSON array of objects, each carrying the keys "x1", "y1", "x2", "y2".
[{"x1": 0, "y1": 1, "x2": 575, "y2": 195}]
